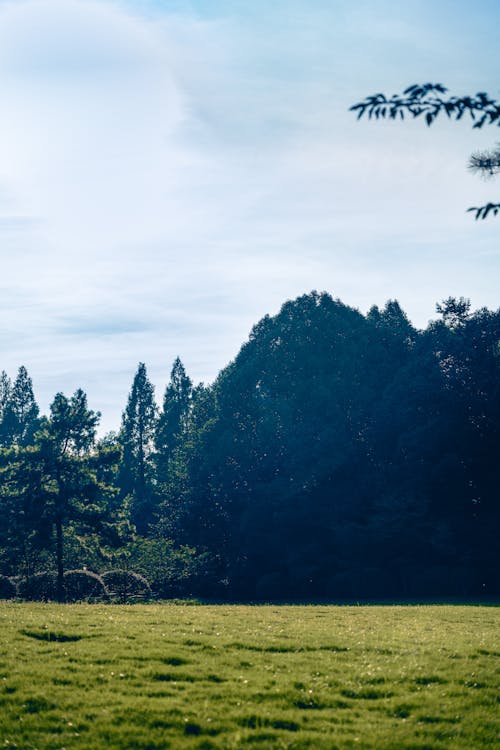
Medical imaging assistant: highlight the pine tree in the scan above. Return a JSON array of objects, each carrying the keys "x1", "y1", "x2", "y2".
[
  {"x1": 45, "y1": 389, "x2": 101, "y2": 598},
  {"x1": 0, "y1": 389, "x2": 120, "y2": 598},
  {"x1": 119, "y1": 363, "x2": 158, "y2": 533},
  {"x1": 155, "y1": 357, "x2": 192, "y2": 485},
  {"x1": 2, "y1": 366, "x2": 39, "y2": 446},
  {"x1": 0, "y1": 371, "x2": 12, "y2": 447}
]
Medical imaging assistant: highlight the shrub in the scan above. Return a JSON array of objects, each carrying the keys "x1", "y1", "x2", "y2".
[
  {"x1": 0, "y1": 575, "x2": 17, "y2": 599},
  {"x1": 106, "y1": 539, "x2": 208, "y2": 599},
  {"x1": 18, "y1": 572, "x2": 58, "y2": 601},
  {"x1": 101, "y1": 569, "x2": 152, "y2": 602},
  {"x1": 63, "y1": 570, "x2": 108, "y2": 602}
]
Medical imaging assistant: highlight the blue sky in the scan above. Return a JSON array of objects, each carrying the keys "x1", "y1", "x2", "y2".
[{"x1": 0, "y1": 0, "x2": 499, "y2": 431}]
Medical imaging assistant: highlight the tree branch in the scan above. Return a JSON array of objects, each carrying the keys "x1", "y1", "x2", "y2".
[
  {"x1": 467, "y1": 202, "x2": 500, "y2": 220},
  {"x1": 350, "y1": 84, "x2": 500, "y2": 128}
]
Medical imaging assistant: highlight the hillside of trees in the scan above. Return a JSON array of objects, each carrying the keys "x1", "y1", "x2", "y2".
[{"x1": 0, "y1": 292, "x2": 498, "y2": 601}]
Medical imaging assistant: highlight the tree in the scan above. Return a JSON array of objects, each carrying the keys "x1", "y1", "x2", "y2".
[
  {"x1": 351, "y1": 83, "x2": 500, "y2": 218},
  {"x1": 0, "y1": 367, "x2": 39, "y2": 446},
  {"x1": 435, "y1": 296, "x2": 471, "y2": 329},
  {"x1": 9, "y1": 366, "x2": 40, "y2": 444},
  {"x1": 155, "y1": 357, "x2": 193, "y2": 485},
  {"x1": 0, "y1": 371, "x2": 12, "y2": 447},
  {"x1": 0, "y1": 389, "x2": 121, "y2": 599},
  {"x1": 158, "y1": 292, "x2": 499, "y2": 598},
  {"x1": 425, "y1": 302, "x2": 500, "y2": 593},
  {"x1": 0, "y1": 444, "x2": 52, "y2": 577},
  {"x1": 168, "y1": 293, "x2": 416, "y2": 597},
  {"x1": 41, "y1": 390, "x2": 103, "y2": 599},
  {"x1": 119, "y1": 363, "x2": 158, "y2": 533}
]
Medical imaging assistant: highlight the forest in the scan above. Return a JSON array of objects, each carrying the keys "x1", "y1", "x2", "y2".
[{"x1": 0, "y1": 291, "x2": 498, "y2": 601}]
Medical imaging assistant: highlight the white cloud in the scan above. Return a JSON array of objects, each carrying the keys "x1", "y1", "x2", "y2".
[
  {"x1": 0, "y1": 0, "x2": 498, "y2": 431},
  {"x1": 0, "y1": 0, "x2": 188, "y2": 249}
]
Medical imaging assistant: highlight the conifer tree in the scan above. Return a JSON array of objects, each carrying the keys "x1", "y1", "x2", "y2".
[
  {"x1": 119, "y1": 363, "x2": 158, "y2": 533},
  {"x1": 2, "y1": 366, "x2": 39, "y2": 446},
  {"x1": 0, "y1": 389, "x2": 119, "y2": 598},
  {"x1": 0, "y1": 371, "x2": 12, "y2": 447},
  {"x1": 43, "y1": 390, "x2": 102, "y2": 598},
  {"x1": 156, "y1": 357, "x2": 192, "y2": 485}
]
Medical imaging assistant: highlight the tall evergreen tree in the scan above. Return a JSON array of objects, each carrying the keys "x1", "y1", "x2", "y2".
[
  {"x1": 0, "y1": 389, "x2": 120, "y2": 598},
  {"x1": 2, "y1": 366, "x2": 39, "y2": 446},
  {"x1": 155, "y1": 357, "x2": 192, "y2": 485},
  {"x1": 0, "y1": 371, "x2": 12, "y2": 447},
  {"x1": 44, "y1": 389, "x2": 101, "y2": 598},
  {"x1": 119, "y1": 363, "x2": 158, "y2": 533}
]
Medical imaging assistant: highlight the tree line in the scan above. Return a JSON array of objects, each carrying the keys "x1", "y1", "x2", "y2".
[{"x1": 0, "y1": 292, "x2": 498, "y2": 600}]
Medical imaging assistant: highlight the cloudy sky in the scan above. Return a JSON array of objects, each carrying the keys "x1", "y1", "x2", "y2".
[{"x1": 1, "y1": 0, "x2": 499, "y2": 431}]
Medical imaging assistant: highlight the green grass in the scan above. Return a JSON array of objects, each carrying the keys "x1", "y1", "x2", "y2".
[{"x1": 0, "y1": 603, "x2": 498, "y2": 749}]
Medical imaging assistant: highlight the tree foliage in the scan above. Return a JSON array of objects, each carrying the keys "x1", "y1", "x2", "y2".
[
  {"x1": 155, "y1": 357, "x2": 193, "y2": 485},
  {"x1": 0, "y1": 297, "x2": 498, "y2": 600},
  {"x1": 0, "y1": 388, "x2": 121, "y2": 599},
  {"x1": 119, "y1": 363, "x2": 158, "y2": 533},
  {"x1": 351, "y1": 83, "x2": 500, "y2": 219},
  {"x1": 0, "y1": 366, "x2": 39, "y2": 446}
]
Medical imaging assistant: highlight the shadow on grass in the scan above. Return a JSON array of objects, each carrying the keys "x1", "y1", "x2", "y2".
[{"x1": 20, "y1": 629, "x2": 85, "y2": 642}]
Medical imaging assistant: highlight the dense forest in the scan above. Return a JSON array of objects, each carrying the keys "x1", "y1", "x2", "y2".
[{"x1": 0, "y1": 292, "x2": 498, "y2": 601}]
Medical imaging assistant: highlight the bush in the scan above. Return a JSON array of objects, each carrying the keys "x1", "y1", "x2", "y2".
[
  {"x1": 18, "y1": 572, "x2": 58, "y2": 601},
  {"x1": 0, "y1": 575, "x2": 17, "y2": 599},
  {"x1": 108, "y1": 538, "x2": 219, "y2": 599},
  {"x1": 101, "y1": 570, "x2": 152, "y2": 602},
  {"x1": 63, "y1": 570, "x2": 108, "y2": 602}
]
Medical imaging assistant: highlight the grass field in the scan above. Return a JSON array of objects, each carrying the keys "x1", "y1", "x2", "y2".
[{"x1": 0, "y1": 603, "x2": 498, "y2": 749}]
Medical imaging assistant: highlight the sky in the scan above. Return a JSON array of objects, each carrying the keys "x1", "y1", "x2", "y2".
[{"x1": 0, "y1": 0, "x2": 499, "y2": 431}]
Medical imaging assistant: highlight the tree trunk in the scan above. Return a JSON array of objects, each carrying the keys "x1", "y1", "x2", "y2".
[
  {"x1": 138, "y1": 418, "x2": 145, "y2": 502},
  {"x1": 55, "y1": 515, "x2": 65, "y2": 602}
]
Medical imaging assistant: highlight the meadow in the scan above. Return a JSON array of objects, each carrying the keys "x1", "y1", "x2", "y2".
[{"x1": 0, "y1": 603, "x2": 498, "y2": 749}]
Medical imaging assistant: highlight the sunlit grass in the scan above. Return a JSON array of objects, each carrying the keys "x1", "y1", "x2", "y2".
[{"x1": 0, "y1": 603, "x2": 498, "y2": 748}]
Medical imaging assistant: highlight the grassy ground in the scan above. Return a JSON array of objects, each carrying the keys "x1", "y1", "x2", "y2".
[{"x1": 0, "y1": 603, "x2": 498, "y2": 749}]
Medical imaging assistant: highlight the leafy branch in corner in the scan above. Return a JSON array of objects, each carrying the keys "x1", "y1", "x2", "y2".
[
  {"x1": 350, "y1": 83, "x2": 500, "y2": 218},
  {"x1": 467, "y1": 201, "x2": 500, "y2": 220}
]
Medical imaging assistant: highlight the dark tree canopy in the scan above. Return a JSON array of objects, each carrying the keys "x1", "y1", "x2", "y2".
[
  {"x1": 0, "y1": 387, "x2": 120, "y2": 600},
  {"x1": 0, "y1": 297, "x2": 498, "y2": 601},
  {"x1": 153, "y1": 293, "x2": 499, "y2": 599}
]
